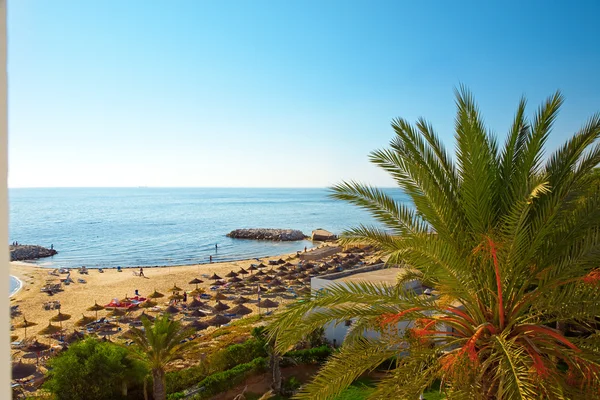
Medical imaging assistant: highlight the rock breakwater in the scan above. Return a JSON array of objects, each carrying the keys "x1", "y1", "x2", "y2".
[
  {"x1": 227, "y1": 228, "x2": 306, "y2": 241},
  {"x1": 10, "y1": 245, "x2": 57, "y2": 261}
]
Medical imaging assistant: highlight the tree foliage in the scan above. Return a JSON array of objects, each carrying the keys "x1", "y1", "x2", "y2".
[
  {"x1": 268, "y1": 88, "x2": 600, "y2": 399},
  {"x1": 43, "y1": 337, "x2": 147, "y2": 400}
]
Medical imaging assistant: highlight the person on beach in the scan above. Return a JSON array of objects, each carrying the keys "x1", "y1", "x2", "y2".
[
  {"x1": 183, "y1": 292, "x2": 187, "y2": 302},
  {"x1": 304, "y1": 246, "x2": 307, "y2": 252},
  {"x1": 139, "y1": 267, "x2": 144, "y2": 277},
  {"x1": 209, "y1": 255, "x2": 212, "y2": 263},
  {"x1": 215, "y1": 243, "x2": 218, "y2": 250}
]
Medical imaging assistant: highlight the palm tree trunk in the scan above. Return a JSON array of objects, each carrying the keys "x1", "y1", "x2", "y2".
[
  {"x1": 143, "y1": 377, "x2": 148, "y2": 400},
  {"x1": 152, "y1": 369, "x2": 166, "y2": 400},
  {"x1": 121, "y1": 380, "x2": 128, "y2": 397},
  {"x1": 269, "y1": 350, "x2": 282, "y2": 394}
]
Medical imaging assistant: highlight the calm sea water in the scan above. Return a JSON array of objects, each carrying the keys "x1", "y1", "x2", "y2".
[{"x1": 9, "y1": 188, "x2": 407, "y2": 269}]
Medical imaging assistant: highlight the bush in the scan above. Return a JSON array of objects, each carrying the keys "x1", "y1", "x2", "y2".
[
  {"x1": 208, "y1": 337, "x2": 267, "y2": 372},
  {"x1": 166, "y1": 364, "x2": 208, "y2": 394},
  {"x1": 190, "y1": 357, "x2": 268, "y2": 399},
  {"x1": 286, "y1": 345, "x2": 332, "y2": 364}
]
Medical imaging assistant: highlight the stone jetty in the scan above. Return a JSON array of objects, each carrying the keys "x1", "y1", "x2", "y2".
[
  {"x1": 226, "y1": 228, "x2": 306, "y2": 241},
  {"x1": 10, "y1": 244, "x2": 57, "y2": 261}
]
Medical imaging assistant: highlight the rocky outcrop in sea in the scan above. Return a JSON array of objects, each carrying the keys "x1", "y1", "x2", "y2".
[
  {"x1": 226, "y1": 228, "x2": 306, "y2": 241},
  {"x1": 10, "y1": 245, "x2": 58, "y2": 261}
]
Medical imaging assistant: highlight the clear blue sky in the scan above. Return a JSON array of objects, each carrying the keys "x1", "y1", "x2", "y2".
[{"x1": 8, "y1": 1, "x2": 600, "y2": 188}]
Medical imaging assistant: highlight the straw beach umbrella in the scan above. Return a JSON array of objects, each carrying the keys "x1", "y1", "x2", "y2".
[
  {"x1": 148, "y1": 289, "x2": 165, "y2": 299},
  {"x1": 189, "y1": 278, "x2": 203, "y2": 290},
  {"x1": 65, "y1": 331, "x2": 85, "y2": 344},
  {"x1": 169, "y1": 293, "x2": 184, "y2": 301},
  {"x1": 75, "y1": 314, "x2": 96, "y2": 327},
  {"x1": 214, "y1": 292, "x2": 227, "y2": 301},
  {"x1": 255, "y1": 270, "x2": 266, "y2": 277},
  {"x1": 228, "y1": 276, "x2": 242, "y2": 283},
  {"x1": 233, "y1": 296, "x2": 251, "y2": 305},
  {"x1": 230, "y1": 304, "x2": 252, "y2": 316},
  {"x1": 225, "y1": 271, "x2": 238, "y2": 278},
  {"x1": 209, "y1": 273, "x2": 222, "y2": 281},
  {"x1": 140, "y1": 300, "x2": 157, "y2": 308},
  {"x1": 189, "y1": 309, "x2": 206, "y2": 318},
  {"x1": 87, "y1": 301, "x2": 104, "y2": 320},
  {"x1": 276, "y1": 265, "x2": 288, "y2": 272},
  {"x1": 213, "y1": 301, "x2": 230, "y2": 312},
  {"x1": 164, "y1": 305, "x2": 180, "y2": 316},
  {"x1": 188, "y1": 298, "x2": 204, "y2": 309},
  {"x1": 187, "y1": 320, "x2": 209, "y2": 332},
  {"x1": 23, "y1": 340, "x2": 51, "y2": 366},
  {"x1": 50, "y1": 311, "x2": 71, "y2": 329},
  {"x1": 39, "y1": 322, "x2": 62, "y2": 336},
  {"x1": 135, "y1": 312, "x2": 155, "y2": 322},
  {"x1": 247, "y1": 265, "x2": 258, "y2": 273},
  {"x1": 257, "y1": 299, "x2": 279, "y2": 314},
  {"x1": 170, "y1": 284, "x2": 182, "y2": 292},
  {"x1": 12, "y1": 361, "x2": 36, "y2": 380},
  {"x1": 16, "y1": 318, "x2": 37, "y2": 340},
  {"x1": 246, "y1": 275, "x2": 259, "y2": 283},
  {"x1": 237, "y1": 268, "x2": 249, "y2": 275},
  {"x1": 257, "y1": 263, "x2": 267, "y2": 269},
  {"x1": 107, "y1": 308, "x2": 126, "y2": 318},
  {"x1": 207, "y1": 314, "x2": 230, "y2": 327}
]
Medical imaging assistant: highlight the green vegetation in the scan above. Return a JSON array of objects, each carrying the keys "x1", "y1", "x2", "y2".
[
  {"x1": 43, "y1": 337, "x2": 147, "y2": 400},
  {"x1": 286, "y1": 345, "x2": 333, "y2": 364},
  {"x1": 128, "y1": 315, "x2": 195, "y2": 400},
  {"x1": 268, "y1": 89, "x2": 600, "y2": 398}
]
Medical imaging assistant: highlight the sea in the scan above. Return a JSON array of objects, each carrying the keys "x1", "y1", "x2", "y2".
[{"x1": 9, "y1": 188, "x2": 407, "y2": 271}]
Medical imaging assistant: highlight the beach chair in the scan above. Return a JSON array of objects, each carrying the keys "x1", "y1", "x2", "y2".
[
  {"x1": 77, "y1": 278, "x2": 86, "y2": 284},
  {"x1": 132, "y1": 270, "x2": 140, "y2": 277},
  {"x1": 98, "y1": 268, "x2": 104, "y2": 273}
]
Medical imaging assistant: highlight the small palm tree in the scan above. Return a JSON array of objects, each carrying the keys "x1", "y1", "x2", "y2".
[
  {"x1": 128, "y1": 315, "x2": 193, "y2": 400},
  {"x1": 268, "y1": 88, "x2": 600, "y2": 399}
]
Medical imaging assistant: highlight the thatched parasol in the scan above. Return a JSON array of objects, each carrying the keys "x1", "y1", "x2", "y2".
[
  {"x1": 232, "y1": 282, "x2": 246, "y2": 289},
  {"x1": 257, "y1": 299, "x2": 279, "y2": 310},
  {"x1": 38, "y1": 322, "x2": 62, "y2": 336},
  {"x1": 87, "y1": 301, "x2": 105, "y2": 320},
  {"x1": 233, "y1": 296, "x2": 251, "y2": 304},
  {"x1": 276, "y1": 265, "x2": 288, "y2": 271},
  {"x1": 213, "y1": 301, "x2": 230, "y2": 312},
  {"x1": 277, "y1": 259, "x2": 286, "y2": 265},
  {"x1": 209, "y1": 273, "x2": 222, "y2": 280},
  {"x1": 228, "y1": 276, "x2": 243, "y2": 283},
  {"x1": 247, "y1": 265, "x2": 258, "y2": 273},
  {"x1": 255, "y1": 270, "x2": 266, "y2": 276},
  {"x1": 214, "y1": 292, "x2": 227, "y2": 301},
  {"x1": 170, "y1": 284, "x2": 182, "y2": 292},
  {"x1": 225, "y1": 270, "x2": 238, "y2": 278},
  {"x1": 135, "y1": 312, "x2": 155, "y2": 322},
  {"x1": 187, "y1": 320, "x2": 209, "y2": 331},
  {"x1": 270, "y1": 278, "x2": 283, "y2": 286},
  {"x1": 12, "y1": 361, "x2": 36, "y2": 380},
  {"x1": 190, "y1": 288, "x2": 206, "y2": 297},
  {"x1": 169, "y1": 293, "x2": 184, "y2": 301},
  {"x1": 189, "y1": 309, "x2": 206, "y2": 318},
  {"x1": 237, "y1": 268, "x2": 249, "y2": 275},
  {"x1": 257, "y1": 263, "x2": 267, "y2": 269},
  {"x1": 148, "y1": 290, "x2": 165, "y2": 299},
  {"x1": 230, "y1": 304, "x2": 252, "y2": 316},
  {"x1": 140, "y1": 300, "x2": 157, "y2": 309},
  {"x1": 75, "y1": 314, "x2": 96, "y2": 327},
  {"x1": 65, "y1": 331, "x2": 85, "y2": 344},
  {"x1": 16, "y1": 318, "x2": 37, "y2": 339},
  {"x1": 189, "y1": 278, "x2": 204, "y2": 289},
  {"x1": 107, "y1": 308, "x2": 126, "y2": 318},
  {"x1": 207, "y1": 314, "x2": 231, "y2": 327},
  {"x1": 23, "y1": 340, "x2": 50, "y2": 353},
  {"x1": 188, "y1": 298, "x2": 204, "y2": 309},
  {"x1": 50, "y1": 311, "x2": 71, "y2": 329},
  {"x1": 246, "y1": 275, "x2": 260, "y2": 283},
  {"x1": 164, "y1": 305, "x2": 180, "y2": 315},
  {"x1": 275, "y1": 270, "x2": 287, "y2": 277}
]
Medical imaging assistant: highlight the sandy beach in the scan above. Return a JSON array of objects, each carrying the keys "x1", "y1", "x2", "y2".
[{"x1": 9, "y1": 250, "x2": 312, "y2": 340}]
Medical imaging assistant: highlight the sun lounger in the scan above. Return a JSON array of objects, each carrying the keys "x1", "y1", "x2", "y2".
[
  {"x1": 98, "y1": 268, "x2": 104, "y2": 273},
  {"x1": 77, "y1": 278, "x2": 86, "y2": 284}
]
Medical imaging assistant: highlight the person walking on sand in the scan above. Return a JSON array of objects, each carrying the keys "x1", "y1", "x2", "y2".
[
  {"x1": 209, "y1": 255, "x2": 212, "y2": 263},
  {"x1": 139, "y1": 267, "x2": 144, "y2": 277},
  {"x1": 215, "y1": 243, "x2": 218, "y2": 251}
]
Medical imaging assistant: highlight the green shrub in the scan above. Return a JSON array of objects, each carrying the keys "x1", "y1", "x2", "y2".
[
  {"x1": 208, "y1": 337, "x2": 267, "y2": 372},
  {"x1": 166, "y1": 364, "x2": 208, "y2": 394},
  {"x1": 190, "y1": 357, "x2": 268, "y2": 399},
  {"x1": 286, "y1": 345, "x2": 332, "y2": 364},
  {"x1": 166, "y1": 392, "x2": 186, "y2": 400}
]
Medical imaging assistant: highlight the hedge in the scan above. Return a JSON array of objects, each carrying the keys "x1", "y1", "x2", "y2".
[
  {"x1": 166, "y1": 364, "x2": 208, "y2": 395},
  {"x1": 286, "y1": 345, "x2": 333, "y2": 364},
  {"x1": 188, "y1": 357, "x2": 268, "y2": 400}
]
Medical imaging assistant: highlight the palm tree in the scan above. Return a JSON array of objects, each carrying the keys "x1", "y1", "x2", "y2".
[
  {"x1": 268, "y1": 88, "x2": 600, "y2": 399},
  {"x1": 128, "y1": 315, "x2": 193, "y2": 400}
]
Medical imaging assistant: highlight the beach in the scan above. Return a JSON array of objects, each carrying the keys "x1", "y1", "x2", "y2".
[{"x1": 9, "y1": 248, "x2": 332, "y2": 340}]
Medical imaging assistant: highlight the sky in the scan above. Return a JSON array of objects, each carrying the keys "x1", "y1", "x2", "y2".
[{"x1": 7, "y1": 0, "x2": 600, "y2": 188}]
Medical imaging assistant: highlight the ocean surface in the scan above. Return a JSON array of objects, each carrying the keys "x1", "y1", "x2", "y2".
[
  {"x1": 10, "y1": 276, "x2": 20, "y2": 296},
  {"x1": 9, "y1": 188, "x2": 407, "y2": 269}
]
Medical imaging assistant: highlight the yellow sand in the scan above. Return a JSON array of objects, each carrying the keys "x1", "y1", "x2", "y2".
[{"x1": 9, "y1": 251, "x2": 306, "y2": 340}]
